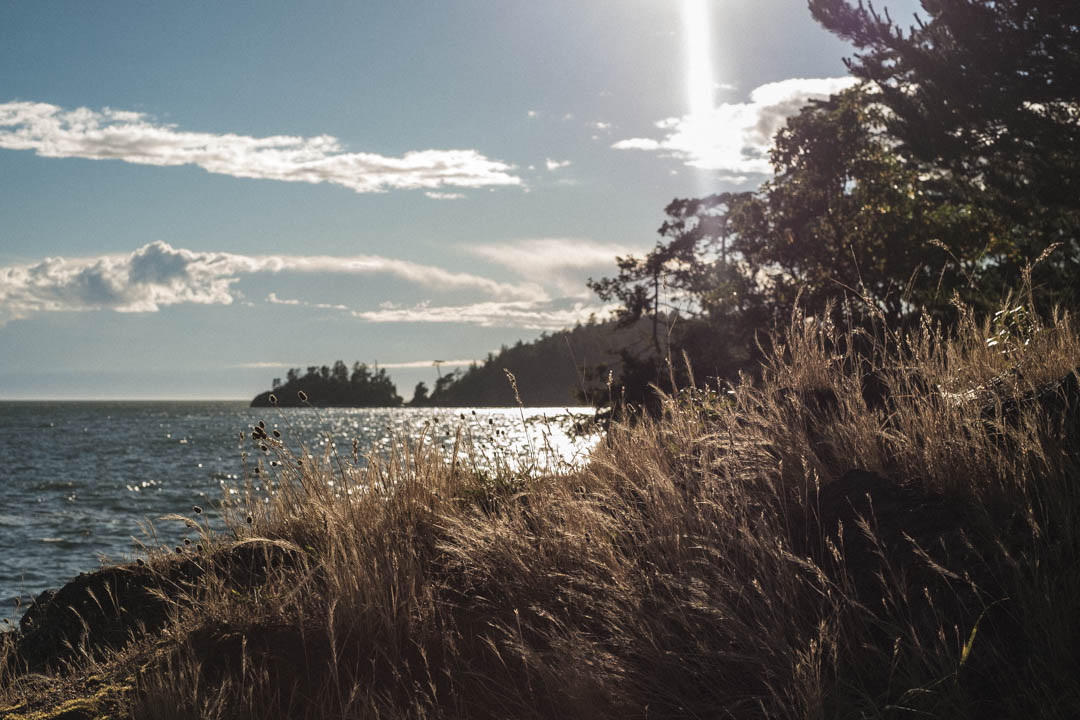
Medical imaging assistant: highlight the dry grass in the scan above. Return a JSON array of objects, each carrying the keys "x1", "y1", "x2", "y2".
[{"x1": 3, "y1": 293, "x2": 1079, "y2": 719}]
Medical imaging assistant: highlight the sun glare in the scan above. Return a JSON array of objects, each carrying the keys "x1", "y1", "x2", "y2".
[
  {"x1": 683, "y1": 0, "x2": 715, "y2": 191},
  {"x1": 683, "y1": 0, "x2": 715, "y2": 118}
]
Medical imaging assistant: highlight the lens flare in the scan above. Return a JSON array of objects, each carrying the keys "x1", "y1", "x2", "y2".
[{"x1": 682, "y1": 0, "x2": 715, "y2": 192}]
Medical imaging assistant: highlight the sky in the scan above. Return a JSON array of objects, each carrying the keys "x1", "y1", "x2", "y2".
[{"x1": 0, "y1": 0, "x2": 921, "y2": 400}]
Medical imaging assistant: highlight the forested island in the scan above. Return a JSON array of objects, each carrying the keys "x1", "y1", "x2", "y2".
[{"x1": 250, "y1": 361, "x2": 402, "y2": 407}]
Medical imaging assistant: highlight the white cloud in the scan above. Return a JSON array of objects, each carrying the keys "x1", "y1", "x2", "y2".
[
  {"x1": 464, "y1": 237, "x2": 634, "y2": 296},
  {"x1": 260, "y1": 288, "x2": 610, "y2": 331},
  {"x1": 266, "y1": 292, "x2": 301, "y2": 306},
  {"x1": 0, "y1": 101, "x2": 522, "y2": 194},
  {"x1": 611, "y1": 138, "x2": 662, "y2": 151},
  {"x1": 378, "y1": 358, "x2": 476, "y2": 369},
  {"x1": 612, "y1": 76, "x2": 858, "y2": 175},
  {"x1": 0, "y1": 241, "x2": 545, "y2": 324},
  {"x1": 233, "y1": 358, "x2": 476, "y2": 369},
  {"x1": 262, "y1": 291, "x2": 610, "y2": 331},
  {"x1": 263, "y1": 293, "x2": 351, "y2": 312},
  {"x1": 232, "y1": 361, "x2": 297, "y2": 369},
  {"x1": 424, "y1": 191, "x2": 466, "y2": 200},
  {"x1": 352, "y1": 299, "x2": 612, "y2": 331},
  {"x1": 545, "y1": 158, "x2": 572, "y2": 171},
  {"x1": 466, "y1": 238, "x2": 631, "y2": 282},
  {"x1": 592, "y1": 121, "x2": 612, "y2": 131}
]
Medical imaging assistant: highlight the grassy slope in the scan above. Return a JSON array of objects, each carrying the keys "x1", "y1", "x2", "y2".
[{"x1": 3, "y1": 297, "x2": 1079, "y2": 719}]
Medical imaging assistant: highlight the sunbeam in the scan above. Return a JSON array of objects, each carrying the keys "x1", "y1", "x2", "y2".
[{"x1": 682, "y1": 0, "x2": 716, "y2": 192}]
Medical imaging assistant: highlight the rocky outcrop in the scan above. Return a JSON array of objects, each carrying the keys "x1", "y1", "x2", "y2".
[{"x1": 10, "y1": 540, "x2": 302, "y2": 673}]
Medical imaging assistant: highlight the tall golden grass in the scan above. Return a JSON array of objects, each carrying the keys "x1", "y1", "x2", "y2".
[{"x1": 3, "y1": 291, "x2": 1079, "y2": 719}]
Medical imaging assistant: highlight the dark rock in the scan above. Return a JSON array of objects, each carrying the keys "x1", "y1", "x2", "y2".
[
  {"x1": 11, "y1": 540, "x2": 304, "y2": 673},
  {"x1": 16, "y1": 563, "x2": 177, "y2": 672}
]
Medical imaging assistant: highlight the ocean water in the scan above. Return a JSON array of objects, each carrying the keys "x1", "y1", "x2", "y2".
[{"x1": 0, "y1": 402, "x2": 597, "y2": 623}]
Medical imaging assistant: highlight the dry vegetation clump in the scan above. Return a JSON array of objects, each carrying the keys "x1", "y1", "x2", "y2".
[{"x1": 2, "y1": 294, "x2": 1079, "y2": 719}]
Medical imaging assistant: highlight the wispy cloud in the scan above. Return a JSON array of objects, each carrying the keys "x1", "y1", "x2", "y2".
[
  {"x1": 254, "y1": 287, "x2": 609, "y2": 331},
  {"x1": 612, "y1": 77, "x2": 857, "y2": 176},
  {"x1": 424, "y1": 191, "x2": 467, "y2": 200},
  {"x1": 0, "y1": 101, "x2": 522, "y2": 194},
  {"x1": 545, "y1": 158, "x2": 572, "y2": 171},
  {"x1": 353, "y1": 299, "x2": 612, "y2": 331},
  {"x1": 267, "y1": 292, "x2": 348, "y2": 310},
  {"x1": 265, "y1": 292, "x2": 301, "y2": 306},
  {"x1": 465, "y1": 237, "x2": 631, "y2": 287},
  {"x1": 231, "y1": 361, "x2": 299, "y2": 369},
  {"x1": 263, "y1": 289, "x2": 604, "y2": 331},
  {"x1": 378, "y1": 358, "x2": 476, "y2": 369},
  {"x1": 0, "y1": 241, "x2": 544, "y2": 324},
  {"x1": 232, "y1": 358, "x2": 476, "y2": 369},
  {"x1": 263, "y1": 293, "x2": 350, "y2": 312}
]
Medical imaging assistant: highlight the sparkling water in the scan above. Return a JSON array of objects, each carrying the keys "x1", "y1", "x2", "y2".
[{"x1": 0, "y1": 402, "x2": 597, "y2": 623}]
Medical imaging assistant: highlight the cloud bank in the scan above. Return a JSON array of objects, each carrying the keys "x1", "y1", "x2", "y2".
[
  {"x1": 0, "y1": 241, "x2": 544, "y2": 324},
  {"x1": 612, "y1": 77, "x2": 858, "y2": 176},
  {"x1": 0, "y1": 101, "x2": 521, "y2": 194}
]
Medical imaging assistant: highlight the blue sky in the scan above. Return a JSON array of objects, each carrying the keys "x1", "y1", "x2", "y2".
[{"x1": 0, "y1": 0, "x2": 919, "y2": 400}]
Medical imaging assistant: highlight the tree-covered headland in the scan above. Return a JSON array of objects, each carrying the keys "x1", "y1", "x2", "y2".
[{"x1": 410, "y1": 317, "x2": 652, "y2": 407}]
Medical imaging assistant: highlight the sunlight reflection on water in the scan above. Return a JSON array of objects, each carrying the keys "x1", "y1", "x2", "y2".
[{"x1": 0, "y1": 402, "x2": 599, "y2": 623}]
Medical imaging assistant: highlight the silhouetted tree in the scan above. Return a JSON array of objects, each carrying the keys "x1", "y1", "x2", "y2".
[
  {"x1": 411, "y1": 381, "x2": 429, "y2": 406},
  {"x1": 588, "y1": 76, "x2": 1069, "y2": 404},
  {"x1": 810, "y1": 0, "x2": 1080, "y2": 305},
  {"x1": 332, "y1": 360, "x2": 348, "y2": 384}
]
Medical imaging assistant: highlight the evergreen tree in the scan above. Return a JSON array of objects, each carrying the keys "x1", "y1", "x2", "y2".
[
  {"x1": 809, "y1": 0, "x2": 1080, "y2": 304},
  {"x1": 410, "y1": 381, "x2": 430, "y2": 406}
]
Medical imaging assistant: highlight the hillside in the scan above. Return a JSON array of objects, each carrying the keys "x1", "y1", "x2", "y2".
[{"x1": 416, "y1": 317, "x2": 652, "y2": 407}]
